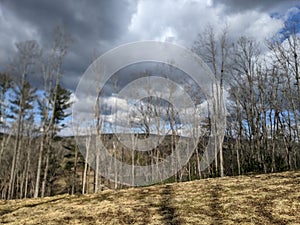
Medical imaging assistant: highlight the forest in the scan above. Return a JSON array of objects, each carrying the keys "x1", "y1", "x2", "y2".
[{"x1": 0, "y1": 23, "x2": 299, "y2": 200}]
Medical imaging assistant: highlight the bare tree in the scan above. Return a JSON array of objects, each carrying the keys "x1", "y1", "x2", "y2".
[
  {"x1": 7, "y1": 40, "x2": 40, "y2": 199},
  {"x1": 193, "y1": 26, "x2": 230, "y2": 177},
  {"x1": 35, "y1": 26, "x2": 72, "y2": 198}
]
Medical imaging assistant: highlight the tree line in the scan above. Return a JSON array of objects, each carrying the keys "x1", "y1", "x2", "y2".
[{"x1": 0, "y1": 24, "x2": 299, "y2": 200}]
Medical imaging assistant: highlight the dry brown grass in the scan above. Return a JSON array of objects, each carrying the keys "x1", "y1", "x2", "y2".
[{"x1": 1, "y1": 171, "x2": 300, "y2": 224}]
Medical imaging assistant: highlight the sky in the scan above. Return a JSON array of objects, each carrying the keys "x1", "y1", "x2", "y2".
[
  {"x1": 0, "y1": 0, "x2": 299, "y2": 90},
  {"x1": 0, "y1": 0, "x2": 299, "y2": 135}
]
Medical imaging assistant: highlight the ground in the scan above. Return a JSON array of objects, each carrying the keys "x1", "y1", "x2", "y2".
[{"x1": 0, "y1": 171, "x2": 300, "y2": 225}]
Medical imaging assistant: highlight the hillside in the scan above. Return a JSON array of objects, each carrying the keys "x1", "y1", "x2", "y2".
[{"x1": 0, "y1": 171, "x2": 299, "y2": 225}]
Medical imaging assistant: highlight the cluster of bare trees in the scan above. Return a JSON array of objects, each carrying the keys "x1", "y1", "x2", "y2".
[
  {"x1": 193, "y1": 24, "x2": 300, "y2": 177},
  {"x1": 0, "y1": 27, "x2": 73, "y2": 200},
  {"x1": 0, "y1": 24, "x2": 299, "y2": 200}
]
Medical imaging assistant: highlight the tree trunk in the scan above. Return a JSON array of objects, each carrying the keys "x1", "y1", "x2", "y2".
[{"x1": 34, "y1": 136, "x2": 44, "y2": 198}]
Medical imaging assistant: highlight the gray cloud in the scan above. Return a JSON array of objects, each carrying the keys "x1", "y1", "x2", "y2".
[
  {"x1": 0, "y1": 0, "x2": 137, "y2": 89},
  {"x1": 212, "y1": 0, "x2": 299, "y2": 13},
  {"x1": 0, "y1": 0, "x2": 298, "y2": 92},
  {"x1": 1, "y1": 0, "x2": 135, "y2": 44}
]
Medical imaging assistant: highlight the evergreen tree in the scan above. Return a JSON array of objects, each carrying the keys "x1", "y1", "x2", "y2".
[{"x1": 50, "y1": 84, "x2": 72, "y2": 135}]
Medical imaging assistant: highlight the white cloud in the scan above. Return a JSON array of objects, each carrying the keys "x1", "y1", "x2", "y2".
[
  {"x1": 127, "y1": 0, "x2": 224, "y2": 45},
  {"x1": 102, "y1": 95, "x2": 130, "y2": 113},
  {"x1": 125, "y1": 0, "x2": 285, "y2": 49},
  {"x1": 225, "y1": 10, "x2": 283, "y2": 43}
]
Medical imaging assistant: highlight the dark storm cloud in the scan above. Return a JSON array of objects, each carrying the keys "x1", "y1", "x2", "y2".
[
  {"x1": 1, "y1": 0, "x2": 135, "y2": 44},
  {"x1": 0, "y1": 0, "x2": 297, "y2": 92},
  {"x1": 212, "y1": 0, "x2": 299, "y2": 13},
  {"x1": 0, "y1": 0, "x2": 137, "y2": 89}
]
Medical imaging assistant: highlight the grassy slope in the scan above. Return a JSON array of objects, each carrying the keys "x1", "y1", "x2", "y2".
[{"x1": 0, "y1": 171, "x2": 299, "y2": 225}]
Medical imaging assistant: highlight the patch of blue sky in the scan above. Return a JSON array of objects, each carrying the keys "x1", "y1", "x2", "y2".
[{"x1": 271, "y1": 5, "x2": 300, "y2": 41}]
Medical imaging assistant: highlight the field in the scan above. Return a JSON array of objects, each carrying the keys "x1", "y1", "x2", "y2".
[{"x1": 0, "y1": 171, "x2": 299, "y2": 225}]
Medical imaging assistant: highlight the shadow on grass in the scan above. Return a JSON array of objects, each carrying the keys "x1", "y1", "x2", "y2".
[
  {"x1": 0, "y1": 196, "x2": 65, "y2": 217},
  {"x1": 24, "y1": 196, "x2": 67, "y2": 208},
  {"x1": 132, "y1": 189, "x2": 153, "y2": 224},
  {"x1": 253, "y1": 195, "x2": 289, "y2": 224},
  {"x1": 0, "y1": 209, "x2": 12, "y2": 217},
  {"x1": 159, "y1": 184, "x2": 182, "y2": 225},
  {"x1": 209, "y1": 184, "x2": 223, "y2": 225}
]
